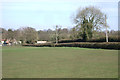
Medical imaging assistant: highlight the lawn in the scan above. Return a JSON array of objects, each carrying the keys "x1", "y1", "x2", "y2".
[{"x1": 2, "y1": 46, "x2": 118, "y2": 78}]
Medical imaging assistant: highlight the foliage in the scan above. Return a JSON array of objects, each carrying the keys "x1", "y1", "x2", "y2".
[{"x1": 73, "y1": 6, "x2": 107, "y2": 40}]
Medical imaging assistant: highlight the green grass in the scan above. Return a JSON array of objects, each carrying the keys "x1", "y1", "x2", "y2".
[{"x1": 2, "y1": 46, "x2": 118, "y2": 78}]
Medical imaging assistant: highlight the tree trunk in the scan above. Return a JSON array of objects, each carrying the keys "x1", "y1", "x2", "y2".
[
  {"x1": 56, "y1": 26, "x2": 58, "y2": 44},
  {"x1": 105, "y1": 15, "x2": 108, "y2": 42}
]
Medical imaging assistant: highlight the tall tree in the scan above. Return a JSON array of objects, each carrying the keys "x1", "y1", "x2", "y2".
[{"x1": 74, "y1": 6, "x2": 106, "y2": 40}]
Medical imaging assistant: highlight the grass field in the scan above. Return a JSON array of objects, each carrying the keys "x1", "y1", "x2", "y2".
[{"x1": 2, "y1": 46, "x2": 118, "y2": 78}]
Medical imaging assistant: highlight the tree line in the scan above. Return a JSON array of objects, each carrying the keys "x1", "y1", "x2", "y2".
[
  {"x1": 0, "y1": 6, "x2": 119, "y2": 44},
  {"x1": 0, "y1": 27, "x2": 119, "y2": 44}
]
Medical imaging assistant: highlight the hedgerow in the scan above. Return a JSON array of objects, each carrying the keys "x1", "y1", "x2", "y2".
[{"x1": 23, "y1": 42, "x2": 120, "y2": 50}]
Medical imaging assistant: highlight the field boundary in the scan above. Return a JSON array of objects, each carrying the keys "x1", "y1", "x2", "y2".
[{"x1": 23, "y1": 42, "x2": 120, "y2": 50}]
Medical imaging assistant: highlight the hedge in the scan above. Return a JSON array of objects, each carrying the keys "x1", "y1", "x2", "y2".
[
  {"x1": 23, "y1": 42, "x2": 120, "y2": 50},
  {"x1": 88, "y1": 37, "x2": 120, "y2": 42},
  {"x1": 58, "y1": 37, "x2": 120, "y2": 43}
]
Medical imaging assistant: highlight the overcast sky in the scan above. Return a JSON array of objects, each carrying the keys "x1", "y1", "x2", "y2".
[{"x1": 0, "y1": 0, "x2": 119, "y2": 31}]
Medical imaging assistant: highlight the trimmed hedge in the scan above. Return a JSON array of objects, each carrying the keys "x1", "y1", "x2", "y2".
[
  {"x1": 58, "y1": 39, "x2": 84, "y2": 43},
  {"x1": 58, "y1": 37, "x2": 120, "y2": 43},
  {"x1": 23, "y1": 42, "x2": 120, "y2": 50},
  {"x1": 88, "y1": 37, "x2": 120, "y2": 42}
]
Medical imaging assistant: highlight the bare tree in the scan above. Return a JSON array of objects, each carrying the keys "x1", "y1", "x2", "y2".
[
  {"x1": 1, "y1": 28, "x2": 7, "y2": 40},
  {"x1": 55, "y1": 25, "x2": 62, "y2": 44},
  {"x1": 7, "y1": 29, "x2": 14, "y2": 40},
  {"x1": 73, "y1": 6, "x2": 107, "y2": 40},
  {"x1": 38, "y1": 30, "x2": 50, "y2": 41},
  {"x1": 18, "y1": 27, "x2": 38, "y2": 44}
]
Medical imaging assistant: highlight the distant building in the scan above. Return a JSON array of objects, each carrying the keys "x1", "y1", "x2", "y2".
[
  {"x1": 18, "y1": 41, "x2": 22, "y2": 44},
  {"x1": 1, "y1": 39, "x2": 22, "y2": 46},
  {"x1": 1, "y1": 39, "x2": 4, "y2": 44},
  {"x1": 37, "y1": 41, "x2": 47, "y2": 44}
]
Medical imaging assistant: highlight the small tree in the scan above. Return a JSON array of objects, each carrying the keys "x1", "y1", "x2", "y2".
[{"x1": 55, "y1": 25, "x2": 61, "y2": 44}]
